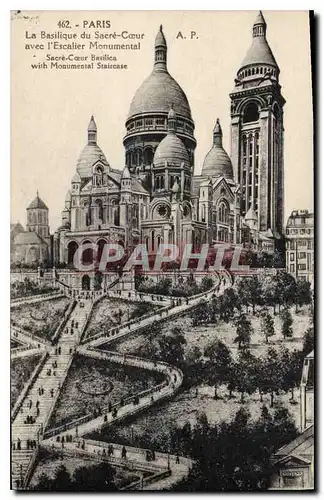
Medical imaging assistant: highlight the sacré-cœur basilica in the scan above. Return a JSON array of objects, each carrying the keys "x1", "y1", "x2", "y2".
[{"x1": 13, "y1": 12, "x2": 285, "y2": 273}]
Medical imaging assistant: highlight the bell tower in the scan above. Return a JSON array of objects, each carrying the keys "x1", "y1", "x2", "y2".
[{"x1": 230, "y1": 11, "x2": 285, "y2": 237}]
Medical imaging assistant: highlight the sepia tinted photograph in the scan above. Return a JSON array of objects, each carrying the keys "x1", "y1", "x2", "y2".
[{"x1": 10, "y1": 9, "x2": 314, "y2": 491}]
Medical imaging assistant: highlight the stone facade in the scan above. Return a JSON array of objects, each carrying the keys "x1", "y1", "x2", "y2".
[
  {"x1": 285, "y1": 209, "x2": 314, "y2": 284},
  {"x1": 11, "y1": 193, "x2": 50, "y2": 266},
  {"x1": 50, "y1": 12, "x2": 285, "y2": 266}
]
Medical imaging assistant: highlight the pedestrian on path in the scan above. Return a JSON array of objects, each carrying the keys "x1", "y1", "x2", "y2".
[
  {"x1": 176, "y1": 455, "x2": 180, "y2": 464},
  {"x1": 121, "y1": 446, "x2": 127, "y2": 459}
]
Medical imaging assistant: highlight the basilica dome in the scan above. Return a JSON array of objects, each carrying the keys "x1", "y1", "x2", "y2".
[
  {"x1": 76, "y1": 144, "x2": 108, "y2": 178},
  {"x1": 127, "y1": 26, "x2": 192, "y2": 120},
  {"x1": 76, "y1": 116, "x2": 109, "y2": 178},
  {"x1": 128, "y1": 71, "x2": 192, "y2": 120},
  {"x1": 201, "y1": 119, "x2": 234, "y2": 180},
  {"x1": 153, "y1": 109, "x2": 190, "y2": 168}
]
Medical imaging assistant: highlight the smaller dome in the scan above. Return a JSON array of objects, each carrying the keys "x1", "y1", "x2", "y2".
[
  {"x1": 27, "y1": 192, "x2": 48, "y2": 210},
  {"x1": 77, "y1": 144, "x2": 108, "y2": 178},
  {"x1": 154, "y1": 134, "x2": 189, "y2": 168},
  {"x1": 201, "y1": 119, "x2": 234, "y2": 180},
  {"x1": 153, "y1": 108, "x2": 189, "y2": 168}
]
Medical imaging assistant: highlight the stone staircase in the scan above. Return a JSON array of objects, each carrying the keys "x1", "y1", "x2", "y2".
[
  {"x1": 11, "y1": 449, "x2": 36, "y2": 488},
  {"x1": 11, "y1": 299, "x2": 93, "y2": 490}
]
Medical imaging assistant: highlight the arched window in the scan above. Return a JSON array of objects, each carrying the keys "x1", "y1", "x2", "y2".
[
  {"x1": 157, "y1": 235, "x2": 161, "y2": 249},
  {"x1": 95, "y1": 199, "x2": 103, "y2": 220},
  {"x1": 218, "y1": 201, "x2": 229, "y2": 224},
  {"x1": 151, "y1": 230, "x2": 155, "y2": 252},
  {"x1": 144, "y1": 147, "x2": 154, "y2": 165},
  {"x1": 243, "y1": 102, "x2": 259, "y2": 123},
  {"x1": 145, "y1": 236, "x2": 149, "y2": 251},
  {"x1": 136, "y1": 148, "x2": 143, "y2": 165},
  {"x1": 201, "y1": 205, "x2": 206, "y2": 222},
  {"x1": 82, "y1": 240, "x2": 94, "y2": 266}
]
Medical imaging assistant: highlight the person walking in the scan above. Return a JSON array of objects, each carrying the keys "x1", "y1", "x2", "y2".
[{"x1": 121, "y1": 446, "x2": 127, "y2": 459}]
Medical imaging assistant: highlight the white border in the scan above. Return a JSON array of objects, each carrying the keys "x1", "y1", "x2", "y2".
[{"x1": 2, "y1": 1, "x2": 322, "y2": 499}]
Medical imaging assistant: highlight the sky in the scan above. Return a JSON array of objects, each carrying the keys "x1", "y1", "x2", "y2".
[{"x1": 11, "y1": 10, "x2": 313, "y2": 232}]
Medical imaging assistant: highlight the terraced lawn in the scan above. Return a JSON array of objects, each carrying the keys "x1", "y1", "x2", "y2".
[
  {"x1": 30, "y1": 447, "x2": 149, "y2": 490},
  {"x1": 48, "y1": 354, "x2": 164, "y2": 430},
  {"x1": 10, "y1": 297, "x2": 70, "y2": 341},
  {"x1": 86, "y1": 383, "x2": 301, "y2": 455},
  {"x1": 104, "y1": 305, "x2": 311, "y2": 360},
  {"x1": 11, "y1": 354, "x2": 42, "y2": 408},
  {"x1": 85, "y1": 297, "x2": 157, "y2": 341}
]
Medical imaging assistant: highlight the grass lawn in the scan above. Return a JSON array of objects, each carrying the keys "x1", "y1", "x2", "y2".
[
  {"x1": 104, "y1": 305, "x2": 311, "y2": 360},
  {"x1": 86, "y1": 383, "x2": 301, "y2": 455},
  {"x1": 48, "y1": 354, "x2": 164, "y2": 430},
  {"x1": 30, "y1": 447, "x2": 147, "y2": 490},
  {"x1": 10, "y1": 297, "x2": 70, "y2": 341},
  {"x1": 11, "y1": 354, "x2": 42, "y2": 408},
  {"x1": 85, "y1": 297, "x2": 157, "y2": 340}
]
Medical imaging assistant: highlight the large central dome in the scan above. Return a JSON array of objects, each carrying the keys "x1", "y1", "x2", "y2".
[
  {"x1": 128, "y1": 70, "x2": 192, "y2": 120},
  {"x1": 127, "y1": 25, "x2": 192, "y2": 121}
]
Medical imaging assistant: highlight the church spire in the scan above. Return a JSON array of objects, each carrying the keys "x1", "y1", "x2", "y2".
[
  {"x1": 253, "y1": 10, "x2": 267, "y2": 37},
  {"x1": 154, "y1": 25, "x2": 167, "y2": 72},
  {"x1": 213, "y1": 119, "x2": 223, "y2": 147},
  {"x1": 88, "y1": 115, "x2": 97, "y2": 144}
]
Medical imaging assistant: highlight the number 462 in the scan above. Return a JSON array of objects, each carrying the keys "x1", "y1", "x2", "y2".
[{"x1": 57, "y1": 20, "x2": 70, "y2": 28}]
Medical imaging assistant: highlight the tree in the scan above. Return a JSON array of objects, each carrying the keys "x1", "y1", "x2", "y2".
[
  {"x1": 54, "y1": 465, "x2": 73, "y2": 491},
  {"x1": 275, "y1": 271, "x2": 297, "y2": 309},
  {"x1": 158, "y1": 327, "x2": 186, "y2": 365},
  {"x1": 236, "y1": 278, "x2": 251, "y2": 313},
  {"x1": 233, "y1": 350, "x2": 258, "y2": 403},
  {"x1": 200, "y1": 276, "x2": 214, "y2": 292},
  {"x1": 260, "y1": 310, "x2": 275, "y2": 343},
  {"x1": 34, "y1": 473, "x2": 53, "y2": 491},
  {"x1": 280, "y1": 348, "x2": 303, "y2": 402},
  {"x1": 295, "y1": 279, "x2": 312, "y2": 312},
  {"x1": 191, "y1": 301, "x2": 210, "y2": 326},
  {"x1": 258, "y1": 348, "x2": 282, "y2": 407},
  {"x1": 72, "y1": 463, "x2": 116, "y2": 491},
  {"x1": 204, "y1": 340, "x2": 233, "y2": 399},
  {"x1": 218, "y1": 288, "x2": 239, "y2": 322},
  {"x1": 234, "y1": 314, "x2": 253, "y2": 350},
  {"x1": 280, "y1": 306, "x2": 293, "y2": 339},
  {"x1": 302, "y1": 326, "x2": 314, "y2": 356},
  {"x1": 260, "y1": 275, "x2": 278, "y2": 314}
]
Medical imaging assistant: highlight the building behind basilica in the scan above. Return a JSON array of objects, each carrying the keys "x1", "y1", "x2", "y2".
[{"x1": 12, "y1": 11, "x2": 286, "y2": 268}]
